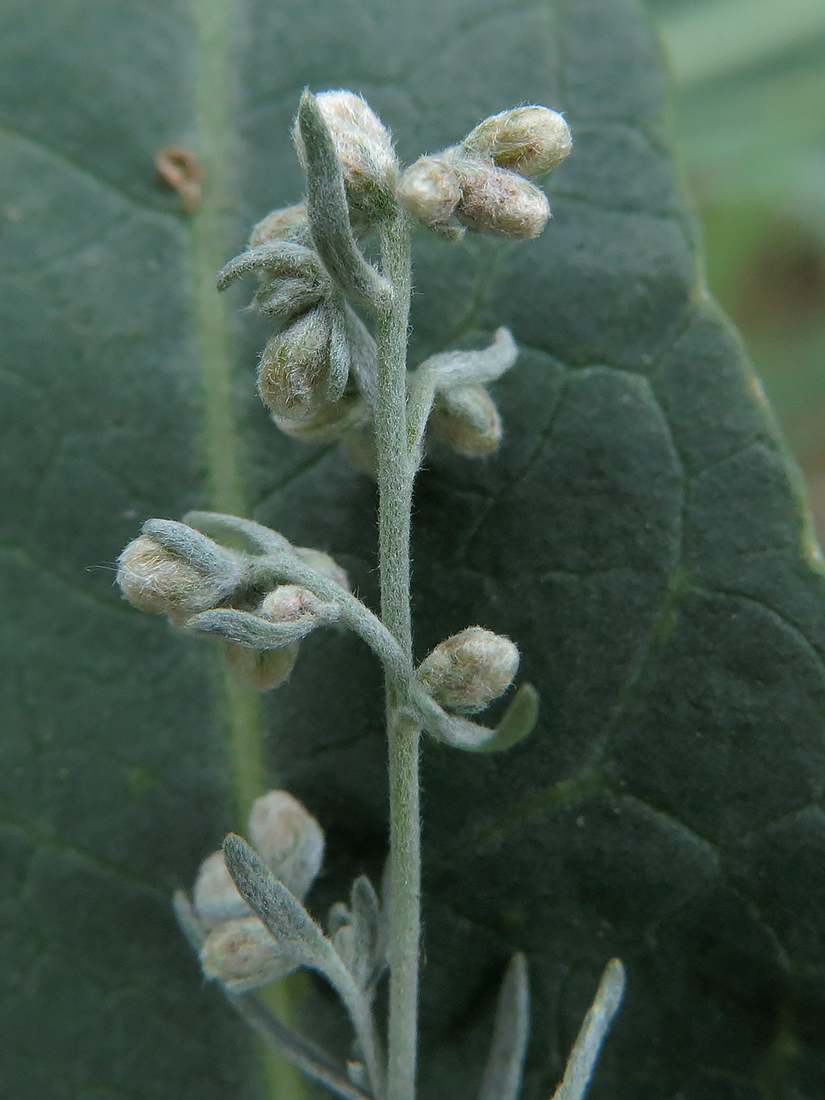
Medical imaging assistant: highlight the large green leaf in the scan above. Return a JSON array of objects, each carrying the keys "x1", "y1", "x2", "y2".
[{"x1": 2, "y1": 0, "x2": 824, "y2": 1098}]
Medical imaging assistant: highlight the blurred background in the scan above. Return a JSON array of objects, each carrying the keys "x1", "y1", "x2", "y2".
[{"x1": 646, "y1": 0, "x2": 825, "y2": 541}]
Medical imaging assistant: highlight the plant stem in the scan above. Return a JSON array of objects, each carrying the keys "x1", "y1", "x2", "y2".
[{"x1": 374, "y1": 209, "x2": 419, "y2": 1100}]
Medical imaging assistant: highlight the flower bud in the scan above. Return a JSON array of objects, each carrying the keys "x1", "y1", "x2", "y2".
[
  {"x1": 291, "y1": 546, "x2": 351, "y2": 592},
  {"x1": 260, "y1": 584, "x2": 324, "y2": 623},
  {"x1": 200, "y1": 915, "x2": 297, "y2": 991},
  {"x1": 294, "y1": 90, "x2": 398, "y2": 223},
  {"x1": 117, "y1": 534, "x2": 235, "y2": 614},
  {"x1": 258, "y1": 306, "x2": 336, "y2": 422},
  {"x1": 248, "y1": 202, "x2": 311, "y2": 248},
  {"x1": 396, "y1": 154, "x2": 461, "y2": 228},
  {"x1": 417, "y1": 626, "x2": 519, "y2": 714},
  {"x1": 431, "y1": 384, "x2": 502, "y2": 457},
  {"x1": 224, "y1": 641, "x2": 300, "y2": 691},
  {"x1": 462, "y1": 106, "x2": 572, "y2": 177},
  {"x1": 273, "y1": 394, "x2": 365, "y2": 444},
  {"x1": 193, "y1": 850, "x2": 249, "y2": 928},
  {"x1": 343, "y1": 423, "x2": 378, "y2": 479},
  {"x1": 455, "y1": 159, "x2": 550, "y2": 240},
  {"x1": 247, "y1": 790, "x2": 325, "y2": 901}
]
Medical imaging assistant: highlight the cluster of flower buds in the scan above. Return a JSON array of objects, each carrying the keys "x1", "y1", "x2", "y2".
[
  {"x1": 195, "y1": 790, "x2": 325, "y2": 991},
  {"x1": 215, "y1": 89, "x2": 402, "y2": 449},
  {"x1": 185, "y1": 787, "x2": 389, "y2": 1019},
  {"x1": 218, "y1": 213, "x2": 376, "y2": 444},
  {"x1": 116, "y1": 515, "x2": 350, "y2": 691},
  {"x1": 417, "y1": 626, "x2": 520, "y2": 714},
  {"x1": 397, "y1": 105, "x2": 571, "y2": 240}
]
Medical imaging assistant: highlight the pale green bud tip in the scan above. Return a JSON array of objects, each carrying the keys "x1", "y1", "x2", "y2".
[
  {"x1": 193, "y1": 850, "x2": 249, "y2": 928},
  {"x1": 432, "y1": 384, "x2": 502, "y2": 457},
  {"x1": 200, "y1": 916, "x2": 297, "y2": 991},
  {"x1": 116, "y1": 535, "x2": 207, "y2": 614},
  {"x1": 247, "y1": 790, "x2": 325, "y2": 902},
  {"x1": 295, "y1": 90, "x2": 398, "y2": 219},
  {"x1": 248, "y1": 202, "x2": 309, "y2": 247},
  {"x1": 396, "y1": 155, "x2": 461, "y2": 227},
  {"x1": 292, "y1": 546, "x2": 351, "y2": 591},
  {"x1": 224, "y1": 641, "x2": 300, "y2": 691},
  {"x1": 463, "y1": 105, "x2": 572, "y2": 177},
  {"x1": 261, "y1": 584, "x2": 324, "y2": 623},
  {"x1": 456, "y1": 160, "x2": 550, "y2": 240},
  {"x1": 418, "y1": 626, "x2": 520, "y2": 714},
  {"x1": 273, "y1": 396, "x2": 367, "y2": 444}
]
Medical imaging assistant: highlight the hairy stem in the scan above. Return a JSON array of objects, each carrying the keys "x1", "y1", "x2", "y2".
[{"x1": 374, "y1": 209, "x2": 419, "y2": 1100}]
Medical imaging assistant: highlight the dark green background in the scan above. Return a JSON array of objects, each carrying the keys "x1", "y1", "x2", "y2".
[{"x1": 1, "y1": 0, "x2": 824, "y2": 1098}]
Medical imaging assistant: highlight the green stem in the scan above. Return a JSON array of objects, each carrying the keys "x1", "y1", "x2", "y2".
[{"x1": 374, "y1": 210, "x2": 420, "y2": 1100}]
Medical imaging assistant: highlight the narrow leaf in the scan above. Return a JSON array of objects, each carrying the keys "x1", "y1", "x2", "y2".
[
  {"x1": 142, "y1": 517, "x2": 240, "y2": 576},
  {"x1": 470, "y1": 684, "x2": 540, "y2": 754},
  {"x1": 222, "y1": 833, "x2": 333, "y2": 972},
  {"x1": 479, "y1": 953, "x2": 530, "y2": 1100},
  {"x1": 414, "y1": 682, "x2": 538, "y2": 752},
  {"x1": 551, "y1": 959, "x2": 626, "y2": 1100},
  {"x1": 216, "y1": 240, "x2": 325, "y2": 291},
  {"x1": 183, "y1": 510, "x2": 293, "y2": 556},
  {"x1": 420, "y1": 327, "x2": 519, "y2": 389},
  {"x1": 185, "y1": 607, "x2": 320, "y2": 648},
  {"x1": 253, "y1": 275, "x2": 328, "y2": 320},
  {"x1": 327, "y1": 297, "x2": 353, "y2": 404},
  {"x1": 5, "y1": 0, "x2": 825, "y2": 1093},
  {"x1": 349, "y1": 875, "x2": 382, "y2": 990}
]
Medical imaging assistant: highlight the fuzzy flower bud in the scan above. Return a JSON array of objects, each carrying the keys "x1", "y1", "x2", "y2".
[
  {"x1": 247, "y1": 790, "x2": 325, "y2": 902},
  {"x1": 260, "y1": 584, "x2": 324, "y2": 623},
  {"x1": 194, "y1": 791, "x2": 323, "y2": 929},
  {"x1": 291, "y1": 546, "x2": 351, "y2": 592},
  {"x1": 200, "y1": 916, "x2": 298, "y2": 992},
  {"x1": 273, "y1": 395, "x2": 365, "y2": 444},
  {"x1": 248, "y1": 201, "x2": 311, "y2": 247},
  {"x1": 116, "y1": 534, "x2": 239, "y2": 614},
  {"x1": 396, "y1": 154, "x2": 461, "y2": 228},
  {"x1": 224, "y1": 641, "x2": 300, "y2": 691},
  {"x1": 417, "y1": 626, "x2": 519, "y2": 714},
  {"x1": 258, "y1": 306, "x2": 335, "y2": 422},
  {"x1": 222, "y1": 563, "x2": 346, "y2": 692},
  {"x1": 462, "y1": 106, "x2": 572, "y2": 177},
  {"x1": 431, "y1": 384, "x2": 502, "y2": 457},
  {"x1": 294, "y1": 90, "x2": 398, "y2": 223},
  {"x1": 193, "y1": 850, "x2": 250, "y2": 928},
  {"x1": 455, "y1": 159, "x2": 550, "y2": 239}
]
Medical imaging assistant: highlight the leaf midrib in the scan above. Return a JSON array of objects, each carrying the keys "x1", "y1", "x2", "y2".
[{"x1": 190, "y1": 2, "x2": 307, "y2": 1098}]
